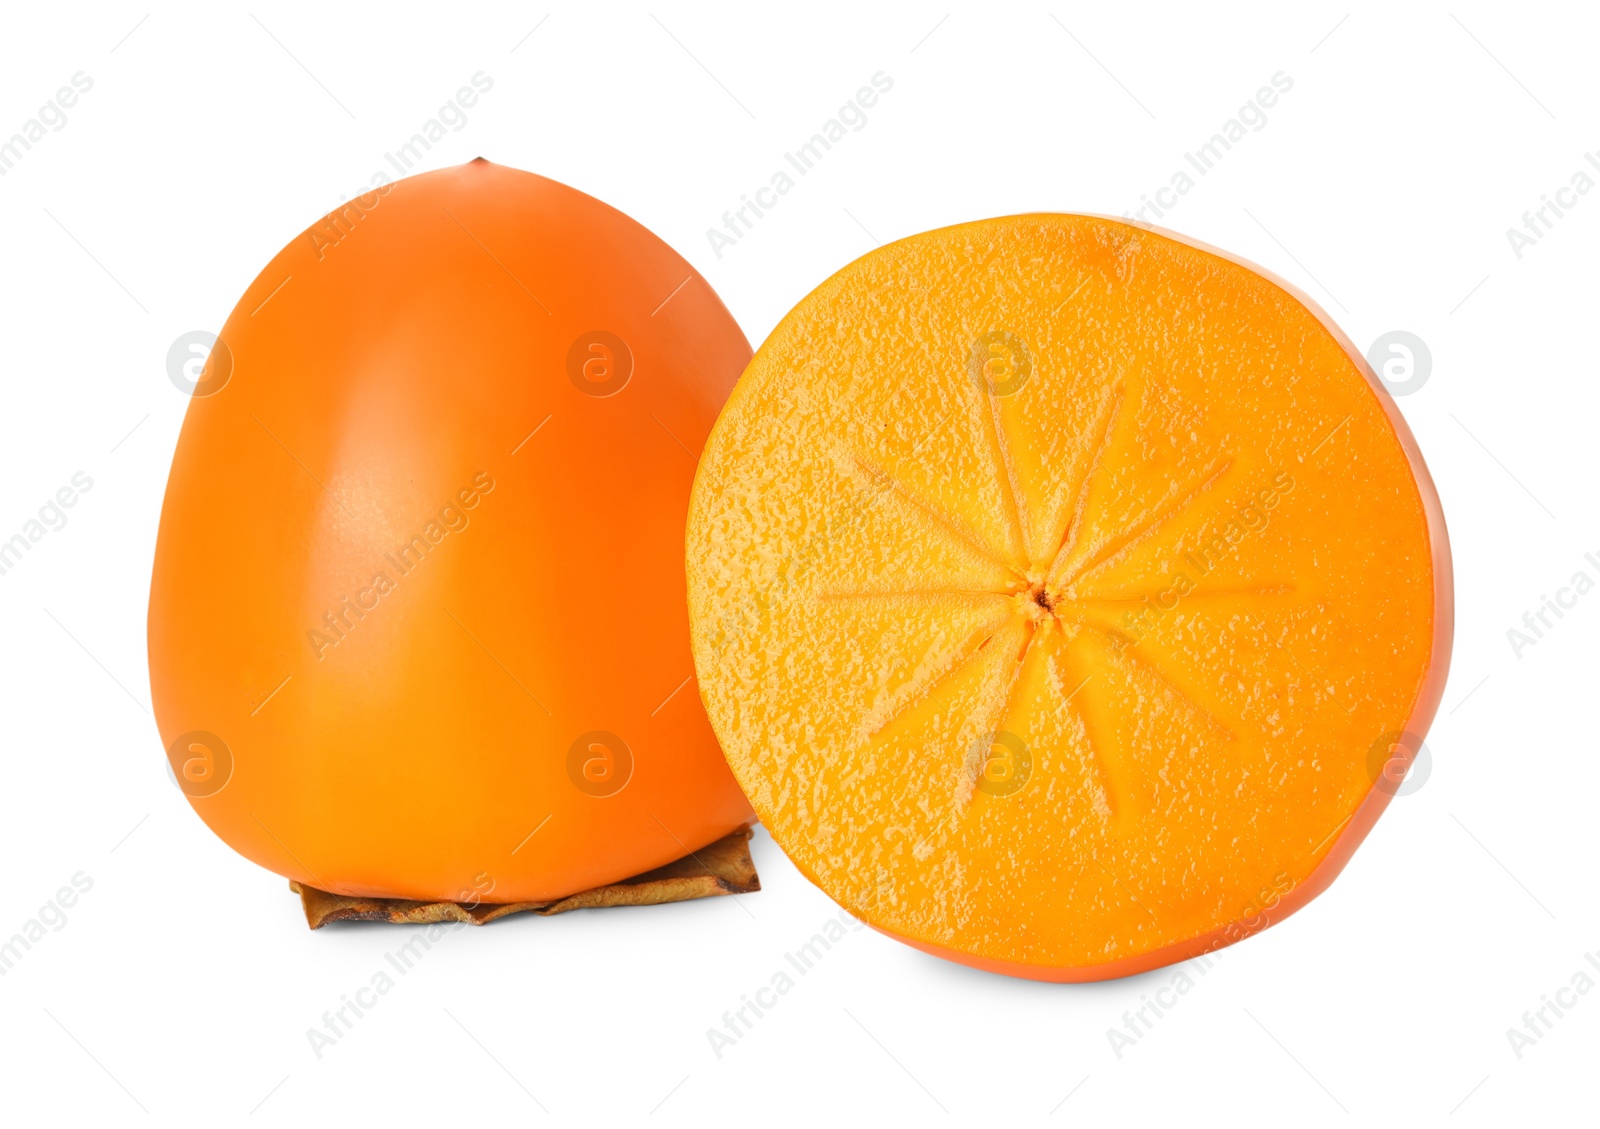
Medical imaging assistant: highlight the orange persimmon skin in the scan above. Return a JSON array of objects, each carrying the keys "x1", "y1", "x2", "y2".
[
  {"x1": 688, "y1": 214, "x2": 1452, "y2": 981},
  {"x1": 149, "y1": 160, "x2": 754, "y2": 903}
]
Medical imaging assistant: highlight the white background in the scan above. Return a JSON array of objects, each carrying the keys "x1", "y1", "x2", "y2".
[{"x1": 0, "y1": 2, "x2": 1594, "y2": 1124}]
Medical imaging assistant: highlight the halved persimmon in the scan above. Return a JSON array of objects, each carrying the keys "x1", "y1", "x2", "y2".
[
  {"x1": 149, "y1": 160, "x2": 754, "y2": 904},
  {"x1": 687, "y1": 214, "x2": 1450, "y2": 980}
]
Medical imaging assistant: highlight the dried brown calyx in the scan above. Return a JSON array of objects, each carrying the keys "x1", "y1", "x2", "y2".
[{"x1": 291, "y1": 826, "x2": 760, "y2": 929}]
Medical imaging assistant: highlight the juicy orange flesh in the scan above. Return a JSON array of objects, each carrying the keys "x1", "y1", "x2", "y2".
[{"x1": 688, "y1": 216, "x2": 1435, "y2": 971}]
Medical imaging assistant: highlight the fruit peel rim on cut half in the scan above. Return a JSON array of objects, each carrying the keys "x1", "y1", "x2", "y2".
[{"x1": 688, "y1": 211, "x2": 1454, "y2": 982}]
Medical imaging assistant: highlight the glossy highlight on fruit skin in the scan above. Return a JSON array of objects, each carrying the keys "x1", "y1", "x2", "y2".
[
  {"x1": 687, "y1": 213, "x2": 1451, "y2": 982},
  {"x1": 149, "y1": 159, "x2": 754, "y2": 903}
]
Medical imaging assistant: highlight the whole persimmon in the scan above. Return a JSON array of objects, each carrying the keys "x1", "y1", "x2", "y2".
[{"x1": 149, "y1": 159, "x2": 754, "y2": 904}]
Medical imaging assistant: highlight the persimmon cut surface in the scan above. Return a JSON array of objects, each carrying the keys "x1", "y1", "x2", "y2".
[
  {"x1": 149, "y1": 159, "x2": 754, "y2": 903},
  {"x1": 687, "y1": 215, "x2": 1450, "y2": 980}
]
